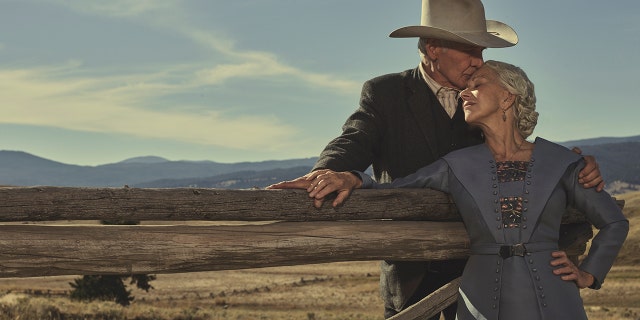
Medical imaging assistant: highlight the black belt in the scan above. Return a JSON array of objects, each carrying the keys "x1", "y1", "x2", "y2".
[{"x1": 471, "y1": 242, "x2": 558, "y2": 259}]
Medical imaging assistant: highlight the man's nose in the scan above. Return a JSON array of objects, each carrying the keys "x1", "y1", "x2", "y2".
[{"x1": 471, "y1": 56, "x2": 484, "y2": 67}]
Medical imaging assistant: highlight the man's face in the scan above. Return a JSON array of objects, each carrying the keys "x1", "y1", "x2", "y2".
[{"x1": 430, "y1": 42, "x2": 485, "y2": 90}]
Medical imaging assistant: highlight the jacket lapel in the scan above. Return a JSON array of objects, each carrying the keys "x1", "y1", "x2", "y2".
[
  {"x1": 519, "y1": 138, "x2": 582, "y2": 242},
  {"x1": 443, "y1": 144, "x2": 506, "y2": 242},
  {"x1": 405, "y1": 68, "x2": 439, "y2": 158},
  {"x1": 443, "y1": 138, "x2": 582, "y2": 243}
]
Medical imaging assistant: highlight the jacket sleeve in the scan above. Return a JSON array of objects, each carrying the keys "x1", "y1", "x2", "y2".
[
  {"x1": 357, "y1": 158, "x2": 451, "y2": 192},
  {"x1": 313, "y1": 79, "x2": 386, "y2": 173},
  {"x1": 564, "y1": 160, "x2": 629, "y2": 289}
]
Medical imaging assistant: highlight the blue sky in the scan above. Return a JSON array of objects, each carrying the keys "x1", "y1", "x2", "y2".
[{"x1": 1, "y1": 0, "x2": 638, "y2": 166}]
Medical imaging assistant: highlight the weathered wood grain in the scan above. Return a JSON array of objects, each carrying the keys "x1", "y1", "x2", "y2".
[
  {"x1": 0, "y1": 221, "x2": 470, "y2": 278},
  {"x1": 0, "y1": 186, "x2": 614, "y2": 223}
]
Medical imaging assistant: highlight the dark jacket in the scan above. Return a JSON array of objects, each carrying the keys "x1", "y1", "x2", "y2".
[{"x1": 313, "y1": 67, "x2": 483, "y2": 313}]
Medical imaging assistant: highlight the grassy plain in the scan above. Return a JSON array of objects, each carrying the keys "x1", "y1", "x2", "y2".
[{"x1": 0, "y1": 191, "x2": 638, "y2": 320}]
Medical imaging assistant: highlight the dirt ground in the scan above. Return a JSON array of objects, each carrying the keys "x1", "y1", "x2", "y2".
[{"x1": 0, "y1": 262, "x2": 638, "y2": 319}]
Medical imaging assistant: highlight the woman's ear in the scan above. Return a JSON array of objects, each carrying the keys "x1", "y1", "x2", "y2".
[{"x1": 501, "y1": 91, "x2": 516, "y2": 108}]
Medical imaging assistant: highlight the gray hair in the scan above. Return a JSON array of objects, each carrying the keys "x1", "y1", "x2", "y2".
[{"x1": 483, "y1": 60, "x2": 539, "y2": 138}]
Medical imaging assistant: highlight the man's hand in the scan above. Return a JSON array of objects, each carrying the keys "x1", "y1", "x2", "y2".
[
  {"x1": 266, "y1": 174, "x2": 314, "y2": 190},
  {"x1": 305, "y1": 169, "x2": 362, "y2": 208},
  {"x1": 550, "y1": 251, "x2": 595, "y2": 289},
  {"x1": 572, "y1": 147, "x2": 605, "y2": 192},
  {"x1": 267, "y1": 169, "x2": 362, "y2": 208}
]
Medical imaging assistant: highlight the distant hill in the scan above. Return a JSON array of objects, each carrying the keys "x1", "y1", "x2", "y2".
[
  {"x1": 134, "y1": 166, "x2": 313, "y2": 189},
  {"x1": 0, "y1": 150, "x2": 317, "y2": 187},
  {"x1": 1, "y1": 134, "x2": 639, "y2": 190},
  {"x1": 569, "y1": 142, "x2": 640, "y2": 195},
  {"x1": 558, "y1": 135, "x2": 640, "y2": 148}
]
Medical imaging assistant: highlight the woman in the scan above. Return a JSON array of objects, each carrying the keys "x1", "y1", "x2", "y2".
[{"x1": 275, "y1": 61, "x2": 629, "y2": 319}]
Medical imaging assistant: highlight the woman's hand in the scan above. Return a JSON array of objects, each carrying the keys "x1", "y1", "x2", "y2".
[{"x1": 550, "y1": 251, "x2": 595, "y2": 289}]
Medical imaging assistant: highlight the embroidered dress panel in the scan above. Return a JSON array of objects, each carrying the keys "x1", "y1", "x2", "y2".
[
  {"x1": 497, "y1": 161, "x2": 529, "y2": 229},
  {"x1": 497, "y1": 161, "x2": 528, "y2": 182}
]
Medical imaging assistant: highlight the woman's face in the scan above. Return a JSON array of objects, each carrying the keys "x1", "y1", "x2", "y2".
[{"x1": 460, "y1": 66, "x2": 511, "y2": 127}]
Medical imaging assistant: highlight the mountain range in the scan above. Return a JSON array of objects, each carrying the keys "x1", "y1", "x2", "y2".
[{"x1": 1, "y1": 135, "x2": 639, "y2": 194}]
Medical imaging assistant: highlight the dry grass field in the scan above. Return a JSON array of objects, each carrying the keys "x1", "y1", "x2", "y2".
[{"x1": 0, "y1": 190, "x2": 638, "y2": 320}]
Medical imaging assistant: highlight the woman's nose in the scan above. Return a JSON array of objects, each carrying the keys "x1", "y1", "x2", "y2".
[{"x1": 459, "y1": 88, "x2": 471, "y2": 101}]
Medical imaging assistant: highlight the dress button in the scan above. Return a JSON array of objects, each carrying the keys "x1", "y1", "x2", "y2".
[
  {"x1": 524, "y1": 208, "x2": 528, "y2": 212},
  {"x1": 543, "y1": 303, "x2": 547, "y2": 307},
  {"x1": 541, "y1": 294, "x2": 545, "y2": 299},
  {"x1": 526, "y1": 181, "x2": 531, "y2": 185},
  {"x1": 493, "y1": 296, "x2": 498, "y2": 301},
  {"x1": 523, "y1": 216, "x2": 528, "y2": 221},
  {"x1": 496, "y1": 268, "x2": 500, "y2": 273},
  {"x1": 496, "y1": 216, "x2": 501, "y2": 221},
  {"x1": 532, "y1": 268, "x2": 537, "y2": 272},
  {"x1": 526, "y1": 252, "x2": 531, "y2": 256},
  {"x1": 535, "y1": 276, "x2": 540, "y2": 281},
  {"x1": 494, "y1": 287, "x2": 499, "y2": 291},
  {"x1": 497, "y1": 260, "x2": 501, "y2": 265},
  {"x1": 492, "y1": 304, "x2": 497, "y2": 309},
  {"x1": 495, "y1": 278, "x2": 499, "y2": 282},
  {"x1": 525, "y1": 190, "x2": 530, "y2": 194},
  {"x1": 538, "y1": 286, "x2": 543, "y2": 290},
  {"x1": 523, "y1": 225, "x2": 527, "y2": 229},
  {"x1": 529, "y1": 259, "x2": 534, "y2": 264},
  {"x1": 493, "y1": 184, "x2": 497, "y2": 188},
  {"x1": 493, "y1": 191, "x2": 498, "y2": 195}
]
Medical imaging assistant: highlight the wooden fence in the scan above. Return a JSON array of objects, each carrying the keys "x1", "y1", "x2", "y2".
[{"x1": 0, "y1": 186, "x2": 609, "y2": 319}]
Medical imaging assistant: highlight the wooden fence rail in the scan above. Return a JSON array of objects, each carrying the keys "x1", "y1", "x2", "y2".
[
  {"x1": 0, "y1": 186, "x2": 602, "y2": 279},
  {"x1": 0, "y1": 186, "x2": 618, "y2": 319}
]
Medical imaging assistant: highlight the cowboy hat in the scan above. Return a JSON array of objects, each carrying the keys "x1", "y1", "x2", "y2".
[{"x1": 390, "y1": 0, "x2": 518, "y2": 48}]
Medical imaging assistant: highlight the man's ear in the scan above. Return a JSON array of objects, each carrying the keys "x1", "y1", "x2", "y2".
[{"x1": 425, "y1": 41, "x2": 440, "y2": 61}]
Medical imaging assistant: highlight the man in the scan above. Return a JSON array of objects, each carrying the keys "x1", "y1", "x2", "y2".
[{"x1": 269, "y1": 0, "x2": 603, "y2": 318}]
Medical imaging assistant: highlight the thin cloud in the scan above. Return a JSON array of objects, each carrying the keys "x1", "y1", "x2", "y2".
[
  {"x1": 0, "y1": 62, "x2": 296, "y2": 150},
  {"x1": 50, "y1": 0, "x2": 361, "y2": 94},
  {"x1": 5, "y1": 1, "x2": 359, "y2": 153}
]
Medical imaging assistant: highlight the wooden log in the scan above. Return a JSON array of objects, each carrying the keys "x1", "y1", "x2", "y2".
[
  {"x1": 390, "y1": 277, "x2": 461, "y2": 320},
  {"x1": 0, "y1": 221, "x2": 470, "y2": 278},
  {"x1": 0, "y1": 187, "x2": 613, "y2": 223}
]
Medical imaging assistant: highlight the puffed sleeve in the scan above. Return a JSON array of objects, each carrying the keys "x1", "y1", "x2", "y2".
[
  {"x1": 564, "y1": 159, "x2": 629, "y2": 289},
  {"x1": 357, "y1": 158, "x2": 451, "y2": 192}
]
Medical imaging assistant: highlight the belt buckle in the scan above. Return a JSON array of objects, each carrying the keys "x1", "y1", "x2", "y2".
[
  {"x1": 512, "y1": 243, "x2": 526, "y2": 257},
  {"x1": 499, "y1": 243, "x2": 527, "y2": 259}
]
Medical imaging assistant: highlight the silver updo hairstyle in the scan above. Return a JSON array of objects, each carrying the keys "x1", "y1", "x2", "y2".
[{"x1": 483, "y1": 60, "x2": 538, "y2": 138}]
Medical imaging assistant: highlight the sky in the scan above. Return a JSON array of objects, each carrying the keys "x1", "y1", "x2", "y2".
[{"x1": 1, "y1": 0, "x2": 639, "y2": 166}]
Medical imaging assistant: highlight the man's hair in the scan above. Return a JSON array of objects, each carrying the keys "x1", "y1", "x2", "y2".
[{"x1": 483, "y1": 60, "x2": 539, "y2": 138}]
